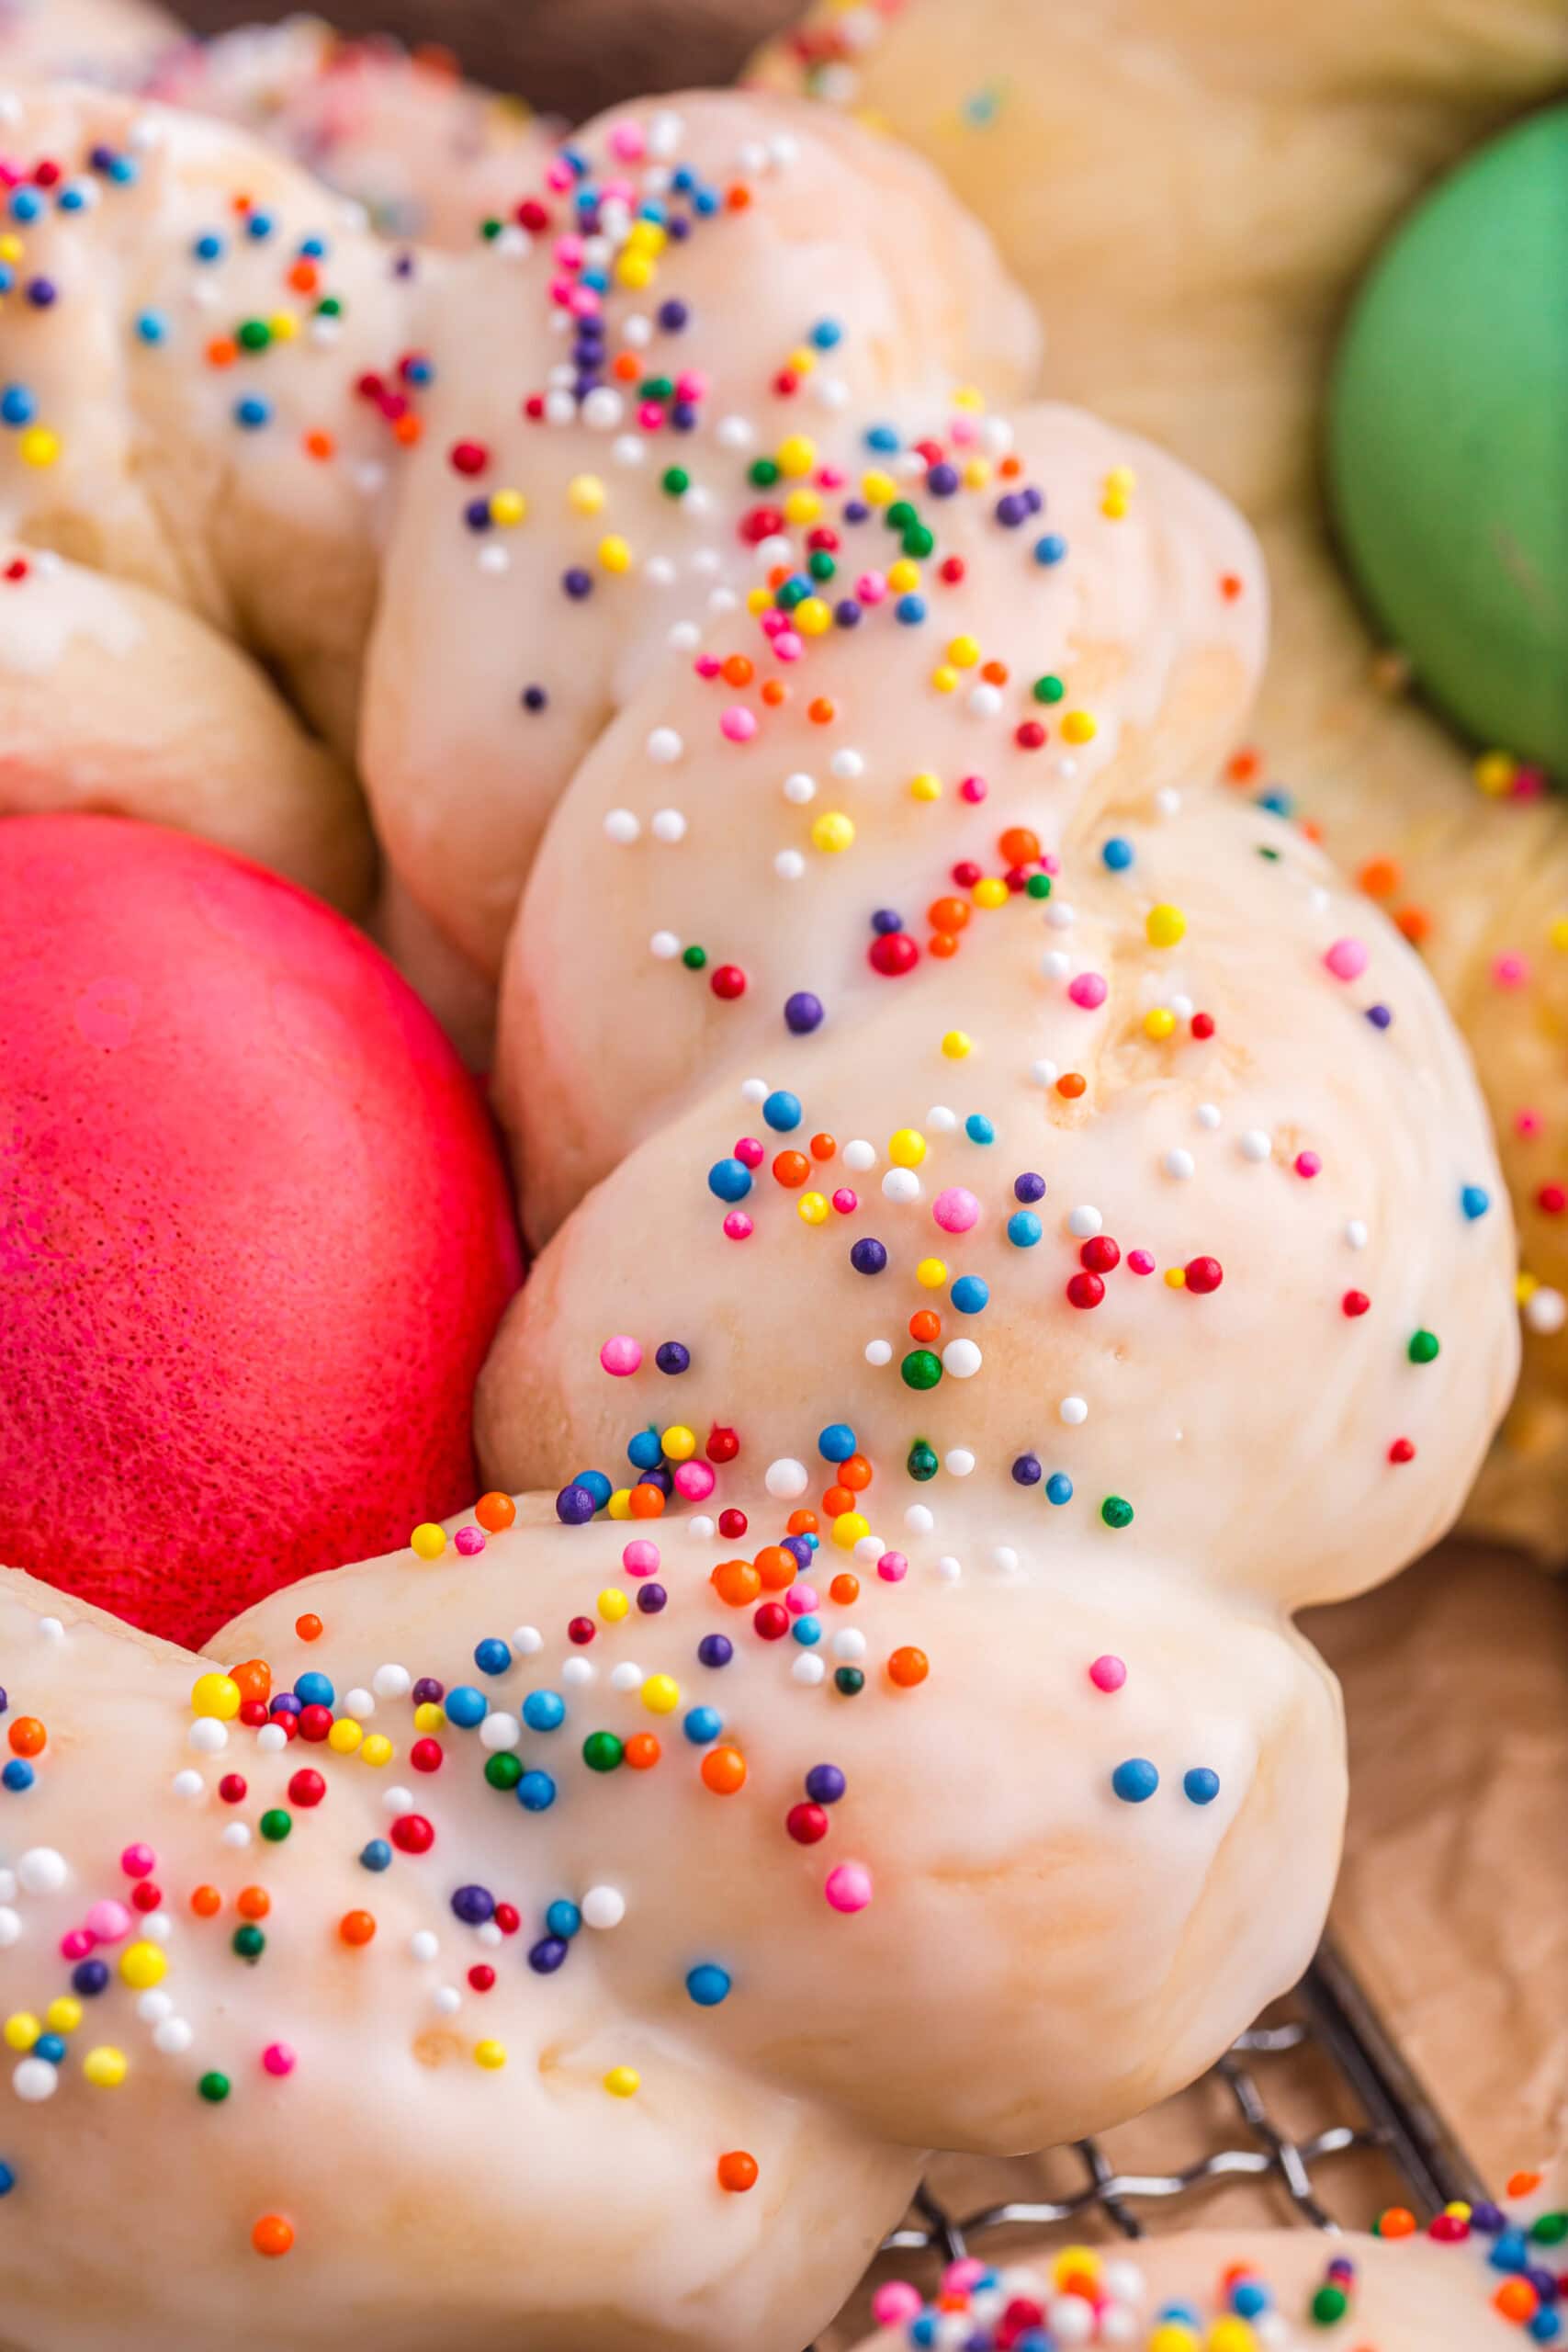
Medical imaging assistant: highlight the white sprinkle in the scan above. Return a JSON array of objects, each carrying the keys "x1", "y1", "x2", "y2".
[
  {"x1": 843, "y1": 1139, "x2": 876, "y2": 1172},
  {"x1": 1162, "y1": 1148, "x2": 1195, "y2": 1181},
  {"x1": 644, "y1": 558, "x2": 676, "y2": 588},
  {"x1": 936, "y1": 1555, "x2": 963, "y2": 1583},
  {"x1": 765, "y1": 1456, "x2": 809, "y2": 1499},
  {"x1": 581, "y1": 387, "x2": 624, "y2": 429},
  {"x1": 477, "y1": 1921, "x2": 503, "y2": 1950},
  {"x1": 609, "y1": 1663, "x2": 642, "y2": 1694},
  {"x1": 141, "y1": 1914, "x2": 172, "y2": 1945},
  {"x1": 17, "y1": 1849, "x2": 67, "y2": 1897},
  {"x1": 1170, "y1": 993, "x2": 1194, "y2": 1020},
  {"x1": 1043, "y1": 900, "x2": 1077, "y2": 931},
  {"x1": 1030, "y1": 1058, "x2": 1059, "y2": 1087},
  {"x1": 1196, "y1": 1103, "x2": 1222, "y2": 1130},
  {"x1": 1067, "y1": 1205, "x2": 1102, "y2": 1238},
  {"x1": 992, "y1": 1546, "x2": 1020, "y2": 1576},
  {"x1": 153, "y1": 2018, "x2": 193, "y2": 2057},
  {"x1": 613, "y1": 435, "x2": 645, "y2": 468},
  {"x1": 740, "y1": 1078, "x2": 769, "y2": 1104},
  {"x1": 373, "y1": 1665, "x2": 412, "y2": 1701},
  {"x1": 1527, "y1": 1287, "x2": 1567, "y2": 1336},
  {"x1": 188, "y1": 1718, "x2": 227, "y2": 1755},
  {"x1": 0, "y1": 1909, "x2": 19, "y2": 1948},
  {"x1": 792, "y1": 1654, "x2": 827, "y2": 1686},
  {"x1": 1060, "y1": 1396, "x2": 1089, "y2": 1425},
  {"x1": 1238, "y1": 1129, "x2": 1272, "y2": 1163},
  {"x1": 716, "y1": 413, "x2": 754, "y2": 450},
  {"x1": 864, "y1": 1339, "x2": 893, "y2": 1367},
  {"x1": 410, "y1": 1931, "x2": 439, "y2": 1964},
  {"x1": 686, "y1": 1516, "x2": 716, "y2": 1542},
  {"x1": 220, "y1": 1823, "x2": 252, "y2": 1849},
  {"x1": 434, "y1": 1987, "x2": 462, "y2": 2017},
  {"x1": 344, "y1": 1690, "x2": 375, "y2": 1719},
  {"x1": 927, "y1": 1105, "x2": 958, "y2": 1132},
  {"x1": 0, "y1": 1871, "x2": 14, "y2": 1902},
  {"x1": 649, "y1": 930, "x2": 681, "y2": 959},
  {"x1": 831, "y1": 1629, "x2": 867, "y2": 1662},
  {"x1": 853, "y1": 1535, "x2": 885, "y2": 1564},
  {"x1": 1042, "y1": 950, "x2": 1071, "y2": 981},
  {"x1": 650, "y1": 808, "x2": 687, "y2": 844},
  {"x1": 604, "y1": 809, "x2": 640, "y2": 845},
  {"x1": 479, "y1": 1713, "x2": 521, "y2": 1751},
  {"x1": 385, "y1": 1787, "x2": 415, "y2": 1816},
  {"x1": 478, "y1": 544, "x2": 510, "y2": 576},
  {"x1": 944, "y1": 1446, "x2": 976, "y2": 1475},
  {"x1": 256, "y1": 1723, "x2": 288, "y2": 1754},
  {"x1": 513, "y1": 1627, "x2": 544, "y2": 1657},
  {"x1": 783, "y1": 771, "x2": 817, "y2": 805},
  {"x1": 1155, "y1": 787, "x2": 1182, "y2": 819},
  {"x1": 647, "y1": 727, "x2": 682, "y2": 765},
  {"x1": 968, "y1": 683, "x2": 1004, "y2": 718},
  {"x1": 883, "y1": 1168, "x2": 920, "y2": 1204},
  {"x1": 561, "y1": 1657, "x2": 595, "y2": 1690},
  {"x1": 37, "y1": 1618, "x2": 63, "y2": 1643},
  {"x1": 171, "y1": 1770, "x2": 204, "y2": 1801},
  {"x1": 904, "y1": 1505, "x2": 935, "y2": 1534},
  {"x1": 1345, "y1": 1220, "x2": 1369, "y2": 1251},
  {"x1": 774, "y1": 850, "x2": 806, "y2": 880},
  {"x1": 12, "y1": 2058, "x2": 58, "y2": 2102},
  {"x1": 582, "y1": 1886, "x2": 626, "y2": 1930},
  {"x1": 622, "y1": 313, "x2": 655, "y2": 350},
  {"x1": 829, "y1": 748, "x2": 864, "y2": 780},
  {"x1": 669, "y1": 620, "x2": 701, "y2": 652},
  {"x1": 494, "y1": 225, "x2": 530, "y2": 260},
  {"x1": 137, "y1": 1992, "x2": 173, "y2": 2026}
]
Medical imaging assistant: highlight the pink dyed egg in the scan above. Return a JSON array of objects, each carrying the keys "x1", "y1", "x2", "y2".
[{"x1": 0, "y1": 817, "x2": 521, "y2": 1646}]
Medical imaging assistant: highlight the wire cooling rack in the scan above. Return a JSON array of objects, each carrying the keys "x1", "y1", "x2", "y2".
[{"x1": 814, "y1": 1938, "x2": 1484, "y2": 2347}]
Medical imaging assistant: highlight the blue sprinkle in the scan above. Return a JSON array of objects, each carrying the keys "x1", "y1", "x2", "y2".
[
  {"x1": 1461, "y1": 1184, "x2": 1491, "y2": 1220},
  {"x1": 1007, "y1": 1210, "x2": 1042, "y2": 1249},
  {"x1": 683, "y1": 1706, "x2": 722, "y2": 1747},
  {"x1": 522, "y1": 1690, "x2": 565, "y2": 1734},
  {"x1": 0, "y1": 386, "x2": 37, "y2": 427},
  {"x1": 1033, "y1": 533, "x2": 1067, "y2": 565},
  {"x1": 1, "y1": 1761, "x2": 34, "y2": 1793},
  {"x1": 950, "y1": 1275, "x2": 989, "y2": 1315},
  {"x1": 135, "y1": 311, "x2": 167, "y2": 345},
  {"x1": 545, "y1": 1899, "x2": 581, "y2": 1940},
  {"x1": 233, "y1": 396, "x2": 271, "y2": 430},
  {"x1": 359, "y1": 1839, "x2": 392, "y2": 1871},
  {"x1": 1231, "y1": 2281, "x2": 1271, "y2": 2318},
  {"x1": 1112, "y1": 1758, "x2": 1160, "y2": 1804},
  {"x1": 517, "y1": 1770, "x2": 557, "y2": 1813},
  {"x1": 0, "y1": 2162, "x2": 15, "y2": 2196},
  {"x1": 810, "y1": 320, "x2": 841, "y2": 349},
  {"x1": 818, "y1": 1423, "x2": 856, "y2": 1464},
  {"x1": 763, "y1": 1090, "x2": 802, "y2": 1133},
  {"x1": 1183, "y1": 1768, "x2": 1221, "y2": 1806},
  {"x1": 32, "y1": 2036, "x2": 65, "y2": 2065},
  {"x1": 574, "y1": 1469, "x2": 613, "y2": 1509},
  {"x1": 1100, "y1": 836, "x2": 1134, "y2": 872},
  {"x1": 707, "y1": 1156, "x2": 752, "y2": 1203},
  {"x1": 192, "y1": 232, "x2": 224, "y2": 262},
  {"x1": 444, "y1": 1686, "x2": 488, "y2": 1730},
  {"x1": 473, "y1": 1638, "x2": 512, "y2": 1677},
  {"x1": 1044, "y1": 1473, "x2": 1073, "y2": 1506},
  {"x1": 864, "y1": 423, "x2": 900, "y2": 451},
  {"x1": 9, "y1": 189, "x2": 43, "y2": 223},
  {"x1": 964, "y1": 1114, "x2": 995, "y2": 1145},
  {"x1": 294, "y1": 1672, "x2": 334, "y2": 1710},
  {"x1": 627, "y1": 1427, "x2": 663, "y2": 1472},
  {"x1": 686, "y1": 1962, "x2": 731, "y2": 2006},
  {"x1": 1258, "y1": 787, "x2": 1293, "y2": 817},
  {"x1": 244, "y1": 211, "x2": 274, "y2": 241},
  {"x1": 791, "y1": 1616, "x2": 821, "y2": 1645},
  {"x1": 894, "y1": 594, "x2": 926, "y2": 624}
]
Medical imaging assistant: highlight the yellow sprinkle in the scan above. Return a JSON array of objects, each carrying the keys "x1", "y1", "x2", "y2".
[
  {"x1": 1052, "y1": 2248, "x2": 1101, "y2": 2290},
  {"x1": 19, "y1": 426, "x2": 61, "y2": 468},
  {"x1": 812, "y1": 810, "x2": 855, "y2": 853},
  {"x1": 795, "y1": 594, "x2": 831, "y2": 634},
  {"x1": 1549, "y1": 916, "x2": 1568, "y2": 952},
  {"x1": 598, "y1": 535, "x2": 632, "y2": 573},
  {"x1": 82, "y1": 2046, "x2": 127, "y2": 2089},
  {"x1": 626, "y1": 220, "x2": 665, "y2": 256},
  {"x1": 190, "y1": 1672, "x2": 241, "y2": 1722},
  {"x1": 607, "y1": 1488, "x2": 632, "y2": 1521},
  {"x1": 1207, "y1": 2323, "x2": 1258, "y2": 2352},
  {"x1": 952, "y1": 385, "x2": 985, "y2": 412},
  {"x1": 1474, "y1": 749, "x2": 1517, "y2": 796},
  {"x1": 916, "y1": 1257, "x2": 948, "y2": 1289},
  {"x1": 473, "y1": 2040, "x2": 507, "y2": 2070},
  {"x1": 118, "y1": 1941, "x2": 166, "y2": 1992},
  {"x1": 941, "y1": 1030, "x2": 971, "y2": 1059},
  {"x1": 3, "y1": 2014, "x2": 39, "y2": 2053},
  {"x1": 797, "y1": 1191, "x2": 829, "y2": 1225},
  {"x1": 783, "y1": 487, "x2": 822, "y2": 526},
  {"x1": 0, "y1": 234, "x2": 21, "y2": 265},
  {"x1": 784, "y1": 346, "x2": 816, "y2": 377},
  {"x1": 641, "y1": 1674, "x2": 681, "y2": 1715},
  {"x1": 1061, "y1": 710, "x2": 1097, "y2": 745},
  {"x1": 1444, "y1": 2201, "x2": 1473, "y2": 2222},
  {"x1": 830, "y1": 1511, "x2": 870, "y2": 1550},
  {"x1": 946, "y1": 635, "x2": 980, "y2": 668},
  {"x1": 597, "y1": 1587, "x2": 630, "y2": 1623},
  {"x1": 860, "y1": 470, "x2": 897, "y2": 505},
  {"x1": 1101, "y1": 492, "x2": 1130, "y2": 519},
  {"x1": 972, "y1": 876, "x2": 1009, "y2": 910},
  {"x1": 1106, "y1": 465, "x2": 1137, "y2": 494},
  {"x1": 360, "y1": 1734, "x2": 393, "y2": 1768},
  {"x1": 931, "y1": 666, "x2": 959, "y2": 695},
  {"x1": 567, "y1": 473, "x2": 605, "y2": 514},
  {"x1": 1165, "y1": 1267, "x2": 1187, "y2": 1289},
  {"x1": 1147, "y1": 2325, "x2": 1199, "y2": 2352},
  {"x1": 490, "y1": 488, "x2": 525, "y2": 526},
  {"x1": 888, "y1": 1127, "x2": 926, "y2": 1167},
  {"x1": 267, "y1": 312, "x2": 299, "y2": 344},
  {"x1": 1145, "y1": 903, "x2": 1187, "y2": 949},
  {"x1": 908, "y1": 770, "x2": 942, "y2": 800},
  {"x1": 327, "y1": 1718, "x2": 362, "y2": 1756},
  {"x1": 960, "y1": 457, "x2": 991, "y2": 490},
  {"x1": 746, "y1": 585, "x2": 771, "y2": 615},
  {"x1": 776, "y1": 435, "x2": 816, "y2": 479},
  {"x1": 1144, "y1": 1007, "x2": 1177, "y2": 1040},
  {"x1": 614, "y1": 250, "x2": 654, "y2": 289},
  {"x1": 45, "y1": 1998, "x2": 82, "y2": 2035},
  {"x1": 886, "y1": 558, "x2": 920, "y2": 594},
  {"x1": 1516, "y1": 1272, "x2": 1540, "y2": 1306},
  {"x1": 413, "y1": 1701, "x2": 446, "y2": 1734},
  {"x1": 410, "y1": 1522, "x2": 446, "y2": 1561},
  {"x1": 660, "y1": 1424, "x2": 696, "y2": 1463},
  {"x1": 604, "y1": 2065, "x2": 640, "y2": 2098}
]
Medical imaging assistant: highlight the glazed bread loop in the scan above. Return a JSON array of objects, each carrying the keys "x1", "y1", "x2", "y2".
[{"x1": 0, "y1": 81, "x2": 1521, "y2": 2352}]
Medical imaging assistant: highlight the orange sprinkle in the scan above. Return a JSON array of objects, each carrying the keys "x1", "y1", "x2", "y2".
[
  {"x1": 393, "y1": 414, "x2": 423, "y2": 447},
  {"x1": 613, "y1": 352, "x2": 640, "y2": 382},
  {"x1": 761, "y1": 679, "x2": 786, "y2": 707},
  {"x1": 1056, "y1": 1071, "x2": 1088, "y2": 1099},
  {"x1": 821, "y1": 1485, "x2": 854, "y2": 1520},
  {"x1": 294, "y1": 1614, "x2": 322, "y2": 1644},
  {"x1": 7, "y1": 1717, "x2": 45, "y2": 1758},
  {"x1": 288, "y1": 260, "x2": 319, "y2": 296},
  {"x1": 1225, "y1": 748, "x2": 1261, "y2": 786},
  {"x1": 302, "y1": 429, "x2": 335, "y2": 462},
  {"x1": 338, "y1": 1910, "x2": 377, "y2": 1947},
  {"x1": 829, "y1": 1573, "x2": 860, "y2": 1606},
  {"x1": 726, "y1": 184, "x2": 752, "y2": 211},
  {"x1": 980, "y1": 659, "x2": 1009, "y2": 685},
  {"x1": 786, "y1": 1510, "x2": 819, "y2": 1537},
  {"x1": 1507, "y1": 2171, "x2": 1543, "y2": 2199},
  {"x1": 721, "y1": 654, "x2": 754, "y2": 688},
  {"x1": 624, "y1": 1732, "x2": 661, "y2": 1770},
  {"x1": 1219, "y1": 571, "x2": 1245, "y2": 600},
  {"x1": 908, "y1": 1308, "x2": 941, "y2": 1343},
  {"x1": 929, "y1": 897, "x2": 970, "y2": 934},
  {"x1": 711, "y1": 1559, "x2": 761, "y2": 1609},
  {"x1": 1395, "y1": 906, "x2": 1432, "y2": 946},
  {"x1": 716, "y1": 2150, "x2": 759, "y2": 2193},
  {"x1": 627, "y1": 1482, "x2": 664, "y2": 1521},
  {"x1": 887, "y1": 1646, "x2": 930, "y2": 1689},
  {"x1": 772, "y1": 1149, "x2": 809, "y2": 1188},
  {"x1": 700, "y1": 1744, "x2": 747, "y2": 1795},
  {"x1": 231, "y1": 192, "x2": 254, "y2": 215},
  {"x1": 1377, "y1": 2208, "x2": 1417, "y2": 2239},
  {"x1": 206, "y1": 337, "x2": 238, "y2": 369},
  {"x1": 929, "y1": 933, "x2": 959, "y2": 959},
  {"x1": 839, "y1": 1453, "x2": 872, "y2": 1492},
  {"x1": 189, "y1": 1884, "x2": 222, "y2": 1918},
  {"x1": 807, "y1": 697, "x2": 836, "y2": 725},
  {"x1": 754, "y1": 1545, "x2": 796, "y2": 1592},
  {"x1": 252, "y1": 2215, "x2": 294, "y2": 2258},
  {"x1": 1358, "y1": 856, "x2": 1402, "y2": 899},
  {"x1": 999, "y1": 826, "x2": 1040, "y2": 866},
  {"x1": 229, "y1": 1659, "x2": 271, "y2": 1706},
  {"x1": 809, "y1": 1131, "x2": 836, "y2": 1161},
  {"x1": 475, "y1": 1491, "x2": 516, "y2": 1533},
  {"x1": 236, "y1": 1886, "x2": 271, "y2": 1922},
  {"x1": 998, "y1": 456, "x2": 1022, "y2": 480},
  {"x1": 1495, "y1": 2280, "x2": 1540, "y2": 2323}
]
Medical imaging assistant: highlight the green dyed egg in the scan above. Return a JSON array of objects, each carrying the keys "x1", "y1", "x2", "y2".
[{"x1": 1327, "y1": 106, "x2": 1568, "y2": 777}]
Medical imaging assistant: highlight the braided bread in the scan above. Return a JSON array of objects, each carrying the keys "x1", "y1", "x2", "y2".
[{"x1": 0, "y1": 74, "x2": 1518, "y2": 2352}]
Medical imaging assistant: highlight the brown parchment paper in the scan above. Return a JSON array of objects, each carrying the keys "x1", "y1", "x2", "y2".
[{"x1": 818, "y1": 1541, "x2": 1568, "y2": 2347}]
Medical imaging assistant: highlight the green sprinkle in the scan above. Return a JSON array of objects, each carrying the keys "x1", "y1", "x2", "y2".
[
  {"x1": 582, "y1": 1732, "x2": 625, "y2": 1773},
  {"x1": 1025, "y1": 872, "x2": 1053, "y2": 899},
  {"x1": 749, "y1": 458, "x2": 780, "y2": 488},
  {"x1": 198, "y1": 2071, "x2": 231, "y2": 2103},
  {"x1": 484, "y1": 1752, "x2": 523, "y2": 1792},
  {"x1": 899, "y1": 1348, "x2": 942, "y2": 1392},
  {"x1": 833, "y1": 1667, "x2": 865, "y2": 1696},
  {"x1": 1032, "y1": 673, "x2": 1065, "y2": 704},
  {"x1": 231, "y1": 1925, "x2": 265, "y2": 1962},
  {"x1": 258, "y1": 1808, "x2": 290, "y2": 1842},
  {"x1": 236, "y1": 318, "x2": 270, "y2": 351},
  {"x1": 807, "y1": 549, "x2": 836, "y2": 582},
  {"x1": 681, "y1": 944, "x2": 707, "y2": 971},
  {"x1": 901, "y1": 525, "x2": 934, "y2": 559},
  {"x1": 1100, "y1": 1496, "x2": 1134, "y2": 1530},
  {"x1": 906, "y1": 1439, "x2": 939, "y2": 1481},
  {"x1": 660, "y1": 466, "x2": 690, "y2": 498},
  {"x1": 1531, "y1": 2211, "x2": 1568, "y2": 2245},
  {"x1": 1408, "y1": 1329, "x2": 1440, "y2": 1363},
  {"x1": 1310, "y1": 2284, "x2": 1348, "y2": 2325}
]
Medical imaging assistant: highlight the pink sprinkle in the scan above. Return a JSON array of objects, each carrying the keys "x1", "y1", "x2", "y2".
[
  {"x1": 1514, "y1": 765, "x2": 1547, "y2": 800},
  {"x1": 1493, "y1": 951, "x2": 1530, "y2": 989},
  {"x1": 876, "y1": 1551, "x2": 908, "y2": 1584},
  {"x1": 674, "y1": 371, "x2": 707, "y2": 403},
  {"x1": 1127, "y1": 1250, "x2": 1156, "y2": 1276},
  {"x1": 818, "y1": 464, "x2": 846, "y2": 490},
  {"x1": 1324, "y1": 937, "x2": 1368, "y2": 982},
  {"x1": 824, "y1": 1861, "x2": 873, "y2": 1914},
  {"x1": 607, "y1": 120, "x2": 646, "y2": 162},
  {"x1": 932, "y1": 1185, "x2": 980, "y2": 1235},
  {"x1": 1067, "y1": 971, "x2": 1108, "y2": 1010},
  {"x1": 262, "y1": 2042, "x2": 296, "y2": 2077},
  {"x1": 567, "y1": 286, "x2": 599, "y2": 321},
  {"x1": 959, "y1": 774, "x2": 987, "y2": 805},
  {"x1": 554, "y1": 233, "x2": 583, "y2": 266},
  {"x1": 856, "y1": 572, "x2": 887, "y2": 605},
  {"x1": 599, "y1": 1335, "x2": 643, "y2": 1378},
  {"x1": 637, "y1": 401, "x2": 665, "y2": 432},
  {"x1": 1517, "y1": 1109, "x2": 1544, "y2": 1138},
  {"x1": 785, "y1": 1582, "x2": 818, "y2": 1615},
  {"x1": 545, "y1": 159, "x2": 574, "y2": 192},
  {"x1": 1089, "y1": 1654, "x2": 1127, "y2": 1693},
  {"x1": 1042, "y1": 852, "x2": 1061, "y2": 876},
  {"x1": 760, "y1": 610, "x2": 786, "y2": 637},
  {"x1": 735, "y1": 1136, "x2": 765, "y2": 1169},
  {"x1": 1294, "y1": 1150, "x2": 1322, "y2": 1180},
  {"x1": 119, "y1": 1845, "x2": 155, "y2": 1880},
  {"x1": 454, "y1": 1526, "x2": 485, "y2": 1557},
  {"x1": 831, "y1": 1188, "x2": 858, "y2": 1216},
  {"x1": 694, "y1": 653, "x2": 722, "y2": 680},
  {"x1": 722, "y1": 1212, "x2": 753, "y2": 1241},
  {"x1": 950, "y1": 415, "x2": 978, "y2": 447},
  {"x1": 943, "y1": 2259, "x2": 987, "y2": 2294},
  {"x1": 720, "y1": 707, "x2": 757, "y2": 744},
  {"x1": 59, "y1": 1929, "x2": 95, "y2": 1962},
  {"x1": 672, "y1": 1459, "x2": 716, "y2": 1501},
  {"x1": 872, "y1": 2285, "x2": 923, "y2": 2327},
  {"x1": 622, "y1": 1539, "x2": 660, "y2": 1577},
  {"x1": 773, "y1": 632, "x2": 804, "y2": 663}
]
